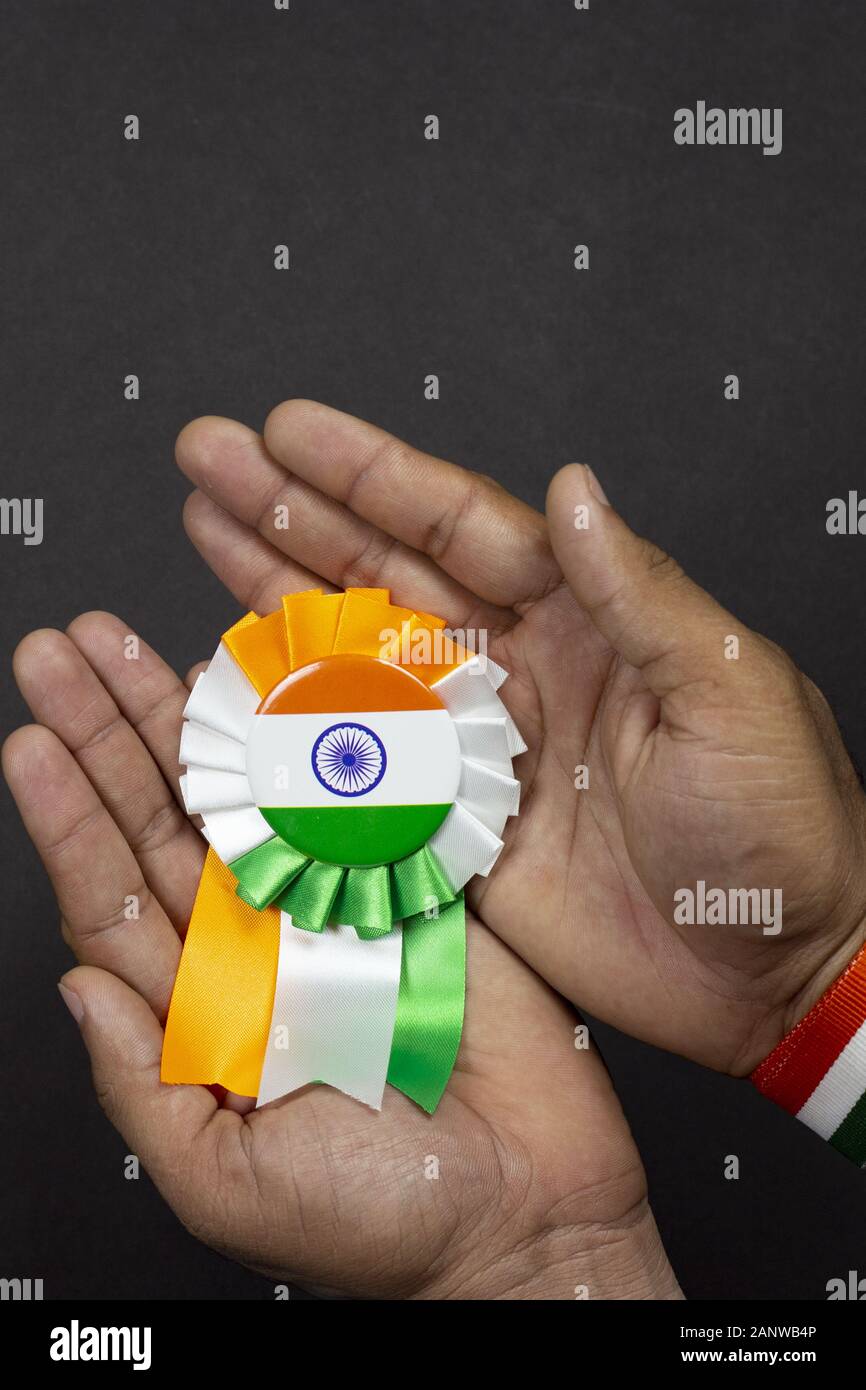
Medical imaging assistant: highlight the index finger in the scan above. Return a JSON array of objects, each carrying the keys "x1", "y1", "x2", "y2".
[{"x1": 262, "y1": 400, "x2": 562, "y2": 611}]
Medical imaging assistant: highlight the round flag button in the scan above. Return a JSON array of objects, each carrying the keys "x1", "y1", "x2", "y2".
[{"x1": 245, "y1": 654, "x2": 461, "y2": 866}]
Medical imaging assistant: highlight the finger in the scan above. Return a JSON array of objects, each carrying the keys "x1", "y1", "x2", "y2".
[
  {"x1": 183, "y1": 489, "x2": 330, "y2": 615},
  {"x1": 547, "y1": 464, "x2": 743, "y2": 706},
  {"x1": 222, "y1": 1091, "x2": 257, "y2": 1115},
  {"x1": 3, "y1": 727, "x2": 182, "y2": 1015},
  {"x1": 57, "y1": 966, "x2": 219, "y2": 1197},
  {"x1": 185, "y1": 660, "x2": 209, "y2": 688},
  {"x1": 65, "y1": 611, "x2": 192, "y2": 799},
  {"x1": 13, "y1": 628, "x2": 200, "y2": 932},
  {"x1": 176, "y1": 414, "x2": 516, "y2": 634},
  {"x1": 263, "y1": 400, "x2": 562, "y2": 611}
]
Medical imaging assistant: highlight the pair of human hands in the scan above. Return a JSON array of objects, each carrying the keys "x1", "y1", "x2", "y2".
[{"x1": 5, "y1": 400, "x2": 866, "y2": 1299}]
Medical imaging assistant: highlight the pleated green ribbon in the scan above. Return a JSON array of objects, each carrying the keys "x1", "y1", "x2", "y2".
[{"x1": 229, "y1": 836, "x2": 457, "y2": 937}]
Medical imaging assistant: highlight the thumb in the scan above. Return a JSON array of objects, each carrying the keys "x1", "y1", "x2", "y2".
[
  {"x1": 547, "y1": 464, "x2": 741, "y2": 700},
  {"x1": 58, "y1": 966, "x2": 216, "y2": 1187}
]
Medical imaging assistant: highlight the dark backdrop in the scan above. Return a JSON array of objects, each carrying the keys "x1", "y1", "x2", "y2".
[{"x1": 2, "y1": 0, "x2": 865, "y2": 1301}]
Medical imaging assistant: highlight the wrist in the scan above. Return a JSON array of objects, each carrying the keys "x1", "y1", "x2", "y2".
[
  {"x1": 778, "y1": 775, "x2": 866, "y2": 1026},
  {"x1": 417, "y1": 1197, "x2": 683, "y2": 1301},
  {"x1": 753, "y1": 934, "x2": 866, "y2": 1164},
  {"x1": 784, "y1": 917, "x2": 866, "y2": 1040},
  {"x1": 727, "y1": 828, "x2": 866, "y2": 1076}
]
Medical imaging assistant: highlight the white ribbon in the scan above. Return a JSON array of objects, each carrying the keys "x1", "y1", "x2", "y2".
[
  {"x1": 457, "y1": 757, "x2": 521, "y2": 837},
  {"x1": 257, "y1": 914, "x2": 404, "y2": 1110},
  {"x1": 179, "y1": 720, "x2": 247, "y2": 774},
  {"x1": 198, "y1": 804, "x2": 274, "y2": 864},
  {"x1": 454, "y1": 716, "x2": 513, "y2": 776},
  {"x1": 184, "y1": 766, "x2": 254, "y2": 813},
  {"x1": 429, "y1": 801, "x2": 504, "y2": 889},
  {"x1": 432, "y1": 656, "x2": 527, "y2": 754},
  {"x1": 183, "y1": 642, "x2": 259, "y2": 742}
]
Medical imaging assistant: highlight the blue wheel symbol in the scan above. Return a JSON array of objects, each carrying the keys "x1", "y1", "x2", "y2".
[{"x1": 312, "y1": 722, "x2": 387, "y2": 797}]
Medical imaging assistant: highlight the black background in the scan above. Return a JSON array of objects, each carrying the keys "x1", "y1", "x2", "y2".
[{"x1": 1, "y1": 0, "x2": 865, "y2": 1301}]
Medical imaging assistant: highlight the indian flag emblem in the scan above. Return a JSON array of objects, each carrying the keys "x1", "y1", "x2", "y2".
[
  {"x1": 245, "y1": 653, "x2": 462, "y2": 866},
  {"x1": 179, "y1": 587, "x2": 526, "y2": 891}
]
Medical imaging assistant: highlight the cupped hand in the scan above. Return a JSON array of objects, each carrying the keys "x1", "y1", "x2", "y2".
[
  {"x1": 3, "y1": 616, "x2": 678, "y2": 1300},
  {"x1": 174, "y1": 401, "x2": 866, "y2": 1076}
]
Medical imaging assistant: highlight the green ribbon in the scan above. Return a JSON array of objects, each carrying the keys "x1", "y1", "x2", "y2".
[
  {"x1": 230, "y1": 837, "x2": 456, "y2": 937},
  {"x1": 229, "y1": 833, "x2": 466, "y2": 1110},
  {"x1": 387, "y1": 895, "x2": 465, "y2": 1113}
]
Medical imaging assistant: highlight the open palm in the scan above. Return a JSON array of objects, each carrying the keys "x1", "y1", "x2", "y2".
[
  {"x1": 174, "y1": 401, "x2": 866, "y2": 1077},
  {"x1": 4, "y1": 610, "x2": 676, "y2": 1300}
]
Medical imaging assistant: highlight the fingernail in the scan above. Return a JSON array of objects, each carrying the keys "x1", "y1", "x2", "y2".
[
  {"x1": 58, "y1": 981, "x2": 85, "y2": 1026},
  {"x1": 584, "y1": 466, "x2": 610, "y2": 506}
]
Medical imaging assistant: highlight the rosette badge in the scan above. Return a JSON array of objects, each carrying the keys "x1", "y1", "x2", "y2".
[{"x1": 163, "y1": 588, "x2": 525, "y2": 1112}]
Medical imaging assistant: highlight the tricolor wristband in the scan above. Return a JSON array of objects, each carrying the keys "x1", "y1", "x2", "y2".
[{"x1": 751, "y1": 941, "x2": 866, "y2": 1164}]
